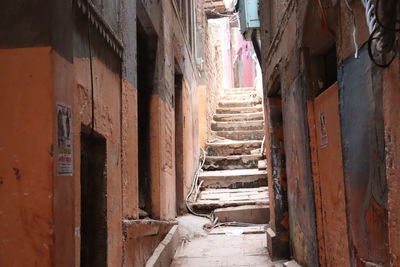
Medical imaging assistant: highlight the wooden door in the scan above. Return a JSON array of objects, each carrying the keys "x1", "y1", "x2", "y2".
[{"x1": 313, "y1": 83, "x2": 350, "y2": 266}]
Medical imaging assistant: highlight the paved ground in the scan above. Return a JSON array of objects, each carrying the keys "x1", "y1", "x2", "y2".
[{"x1": 170, "y1": 232, "x2": 285, "y2": 267}]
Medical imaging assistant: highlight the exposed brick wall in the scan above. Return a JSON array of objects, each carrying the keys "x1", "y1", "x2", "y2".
[{"x1": 203, "y1": 19, "x2": 224, "y2": 142}]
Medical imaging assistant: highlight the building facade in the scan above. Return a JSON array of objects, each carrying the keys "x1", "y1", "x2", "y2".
[
  {"x1": 0, "y1": 0, "x2": 201, "y2": 266},
  {"x1": 260, "y1": 0, "x2": 400, "y2": 266}
]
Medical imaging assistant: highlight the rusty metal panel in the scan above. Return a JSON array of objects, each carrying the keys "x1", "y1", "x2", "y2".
[
  {"x1": 339, "y1": 47, "x2": 388, "y2": 266},
  {"x1": 313, "y1": 83, "x2": 351, "y2": 267}
]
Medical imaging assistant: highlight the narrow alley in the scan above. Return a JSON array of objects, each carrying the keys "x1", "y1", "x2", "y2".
[{"x1": 1, "y1": 0, "x2": 400, "y2": 267}]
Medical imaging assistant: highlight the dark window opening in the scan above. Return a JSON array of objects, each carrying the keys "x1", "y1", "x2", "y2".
[{"x1": 311, "y1": 44, "x2": 338, "y2": 96}]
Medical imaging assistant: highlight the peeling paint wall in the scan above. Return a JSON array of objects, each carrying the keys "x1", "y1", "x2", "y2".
[
  {"x1": 260, "y1": 0, "x2": 395, "y2": 265},
  {"x1": 339, "y1": 46, "x2": 388, "y2": 266},
  {"x1": 0, "y1": 0, "x2": 201, "y2": 266}
]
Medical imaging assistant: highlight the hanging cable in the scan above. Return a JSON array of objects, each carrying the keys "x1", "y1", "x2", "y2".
[
  {"x1": 185, "y1": 147, "x2": 214, "y2": 220},
  {"x1": 360, "y1": 0, "x2": 378, "y2": 34},
  {"x1": 361, "y1": 0, "x2": 398, "y2": 67},
  {"x1": 344, "y1": 0, "x2": 360, "y2": 58},
  {"x1": 86, "y1": 0, "x2": 95, "y2": 134}
]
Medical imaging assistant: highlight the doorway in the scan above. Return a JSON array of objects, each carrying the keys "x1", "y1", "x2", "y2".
[
  {"x1": 137, "y1": 19, "x2": 157, "y2": 217},
  {"x1": 265, "y1": 77, "x2": 290, "y2": 260},
  {"x1": 174, "y1": 71, "x2": 184, "y2": 213},
  {"x1": 80, "y1": 127, "x2": 107, "y2": 267},
  {"x1": 311, "y1": 83, "x2": 350, "y2": 266}
]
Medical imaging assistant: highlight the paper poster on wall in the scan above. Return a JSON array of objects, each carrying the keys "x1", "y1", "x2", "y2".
[
  {"x1": 319, "y1": 112, "x2": 328, "y2": 147},
  {"x1": 57, "y1": 103, "x2": 73, "y2": 176}
]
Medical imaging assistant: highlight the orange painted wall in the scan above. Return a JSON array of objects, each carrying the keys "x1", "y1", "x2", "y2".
[
  {"x1": 149, "y1": 95, "x2": 177, "y2": 220},
  {"x1": 0, "y1": 47, "x2": 54, "y2": 266},
  {"x1": 73, "y1": 57, "x2": 123, "y2": 266},
  {"x1": 122, "y1": 80, "x2": 139, "y2": 219},
  {"x1": 52, "y1": 51, "x2": 76, "y2": 267}
]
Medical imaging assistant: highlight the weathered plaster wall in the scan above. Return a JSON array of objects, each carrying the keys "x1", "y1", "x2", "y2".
[
  {"x1": 336, "y1": 1, "x2": 389, "y2": 265},
  {"x1": 137, "y1": 0, "x2": 199, "y2": 219},
  {"x1": 260, "y1": 1, "x2": 319, "y2": 265},
  {"x1": 72, "y1": 5, "x2": 125, "y2": 264},
  {"x1": 121, "y1": 0, "x2": 139, "y2": 220},
  {"x1": 204, "y1": 19, "x2": 225, "y2": 142},
  {"x1": 261, "y1": 0, "x2": 394, "y2": 265},
  {"x1": 383, "y1": 58, "x2": 400, "y2": 267},
  {"x1": 339, "y1": 47, "x2": 388, "y2": 266},
  {"x1": 0, "y1": 47, "x2": 55, "y2": 267}
]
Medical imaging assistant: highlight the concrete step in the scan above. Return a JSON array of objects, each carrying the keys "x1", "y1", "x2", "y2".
[
  {"x1": 209, "y1": 225, "x2": 266, "y2": 235},
  {"x1": 211, "y1": 120, "x2": 264, "y2": 131},
  {"x1": 206, "y1": 140, "x2": 262, "y2": 156},
  {"x1": 220, "y1": 93, "x2": 259, "y2": 101},
  {"x1": 216, "y1": 105, "x2": 263, "y2": 114},
  {"x1": 199, "y1": 169, "x2": 267, "y2": 188},
  {"x1": 203, "y1": 154, "x2": 262, "y2": 170},
  {"x1": 224, "y1": 87, "x2": 255, "y2": 94},
  {"x1": 190, "y1": 187, "x2": 269, "y2": 213},
  {"x1": 215, "y1": 130, "x2": 264, "y2": 140},
  {"x1": 218, "y1": 99, "x2": 262, "y2": 108},
  {"x1": 213, "y1": 112, "x2": 264, "y2": 122},
  {"x1": 213, "y1": 205, "x2": 270, "y2": 224}
]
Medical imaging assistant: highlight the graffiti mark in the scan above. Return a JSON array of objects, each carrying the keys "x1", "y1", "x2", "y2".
[{"x1": 12, "y1": 168, "x2": 21, "y2": 180}]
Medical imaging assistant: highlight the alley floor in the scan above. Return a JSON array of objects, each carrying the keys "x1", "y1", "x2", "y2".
[{"x1": 171, "y1": 233, "x2": 273, "y2": 267}]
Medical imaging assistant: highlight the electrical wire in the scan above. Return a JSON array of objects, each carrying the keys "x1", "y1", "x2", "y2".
[
  {"x1": 344, "y1": 0, "x2": 360, "y2": 58},
  {"x1": 361, "y1": 0, "x2": 378, "y2": 34},
  {"x1": 185, "y1": 147, "x2": 268, "y2": 230},
  {"x1": 86, "y1": 0, "x2": 95, "y2": 134},
  {"x1": 185, "y1": 147, "x2": 214, "y2": 219},
  {"x1": 361, "y1": 0, "x2": 399, "y2": 67},
  {"x1": 375, "y1": 0, "x2": 400, "y2": 32}
]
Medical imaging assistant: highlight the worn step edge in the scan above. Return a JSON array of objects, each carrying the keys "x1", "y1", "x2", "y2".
[
  {"x1": 145, "y1": 225, "x2": 180, "y2": 267},
  {"x1": 213, "y1": 205, "x2": 270, "y2": 224},
  {"x1": 209, "y1": 225, "x2": 267, "y2": 235},
  {"x1": 215, "y1": 130, "x2": 264, "y2": 141},
  {"x1": 199, "y1": 169, "x2": 267, "y2": 188},
  {"x1": 211, "y1": 120, "x2": 264, "y2": 131},
  {"x1": 219, "y1": 99, "x2": 262, "y2": 108},
  {"x1": 206, "y1": 140, "x2": 262, "y2": 147},
  {"x1": 224, "y1": 87, "x2": 255, "y2": 92},
  {"x1": 213, "y1": 112, "x2": 264, "y2": 121},
  {"x1": 190, "y1": 200, "x2": 269, "y2": 213},
  {"x1": 216, "y1": 106, "x2": 263, "y2": 114},
  {"x1": 220, "y1": 94, "x2": 259, "y2": 101}
]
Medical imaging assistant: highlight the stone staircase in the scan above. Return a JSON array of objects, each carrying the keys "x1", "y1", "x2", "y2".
[{"x1": 190, "y1": 87, "x2": 269, "y2": 224}]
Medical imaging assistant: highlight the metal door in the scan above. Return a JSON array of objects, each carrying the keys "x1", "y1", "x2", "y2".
[{"x1": 313, "y1": 83, "x2": 350, "y2": 266}]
